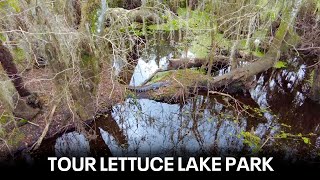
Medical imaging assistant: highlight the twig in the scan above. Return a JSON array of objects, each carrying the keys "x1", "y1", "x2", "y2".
[
  {"x1": 172, "y1": 76, "x2": 184, "y2": 88},
  {"x1": 140, "y1": 68, "x2": 164, "y2": 86},
  {"x1": 109, "y1": 67, "x2": 115, "y2": 99},
  {"x1": 260, "y1": 136, "x2": 271, "y2": 149},
  {"x1": 27, "y1": 121, "x2": 40, "y2": 127},
  {"x1": 209, "y1": 91, "x2": 236, "y2": 101},
  {"x1": 296, "y1": 47, "x2": 320, "y2": 51},
  {"x1": 306, "y1": 59, "x2": 320, "y2": 69},
  {"x1": 208, "y1": 91, "x2": 252, "y2": 118},
  {"x1": 31, "y1": 105, "x2": 57, "y2": 150}
]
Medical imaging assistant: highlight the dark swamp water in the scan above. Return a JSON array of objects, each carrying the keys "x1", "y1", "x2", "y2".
[{"x1": 16, "y1": 36, "x2": 320, "y2": 173}]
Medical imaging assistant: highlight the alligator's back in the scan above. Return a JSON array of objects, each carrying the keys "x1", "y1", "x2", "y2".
[{"x1": 128, "y1": 81, "x2": 170, "y2": 92}]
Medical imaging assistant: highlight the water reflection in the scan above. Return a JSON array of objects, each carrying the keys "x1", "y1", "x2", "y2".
[
  {"x1": 53, "y1": 78, "x2": 320, "y2": 159},
  {"x1": 129, "y1": 57, "x2": 165, "y2": 86},
  {"x1": 55, "y1": 132, "x2": 90, "y2": 157},
  {"x1": 129, "y1": 51, "x2": 196, "y2": 86},
  {"x1": 52, "y1": 56, "x2": 320, "y2": 160},
  {"x1": 99, "y1": 96, "x2": 262, "y2": 156}
]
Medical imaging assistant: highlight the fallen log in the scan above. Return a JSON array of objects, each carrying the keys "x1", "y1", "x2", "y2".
[
  {"x1": 167, "y1": 50, "x2": 259, "y2": 71},
  {"x1": 168, "y1": 56, "x2": 230, "y2": 70},
  {"x1": 206, "y1": 2, "x2": 299, "y2": 90},
  {"x1": 207, "y1": 53, "x2": 278, "y2": 90},
  {"x1": 130, "y1": 3, "x2": 300, "y2": 102}
]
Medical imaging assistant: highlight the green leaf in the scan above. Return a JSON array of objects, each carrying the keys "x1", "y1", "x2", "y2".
[
  {"x1": 252, "y1": 51, "x2": 265, "y2": 57},
  {"x1": 19, "y1": 119, "x2": 28, "y2": 123},
  {"x1": 277, "y1": 131, "x2": 288, "y2": 138},
  {"x1": 17, "y1": 119, "x2": 28, "y2": 126},
  {"x1": 240, "y1": 131, "x2": 261, "y2": 153},
  {"x1": 301, "y1": 137, "x2": 311, "y2": 145},
  {"x1": 274, "y1": 61, "x2": 287, "y2": 69},
  {"x1": 280, "y1": 123, "x2": 291, "y2": 128}
]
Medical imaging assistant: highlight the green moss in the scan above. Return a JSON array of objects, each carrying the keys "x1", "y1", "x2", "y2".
[
  {"x1": 80, "y1": 51, "x2": 99, "y2": 85},
  {"x1": 0, "y1": 0, "x2": 20, "y2": 12},
  {"x1": 7, "y1": 128, "x2": 24, "y2": 147},
  {"x1": 8, "y1": 0, "x2": 20, "y2": 12},
  {"x1": 108, "y1": 0, "x2": 123, "y2": 8},
  {"x1": 239, "y1": 39, "x2": 247, "y2": 49},
  {"x1": 83, "y1": 0, "x2": 100, "y2": 34},
  {"x1": 307, "y1": 70, "x2": 315, "y2": 86},
  {"x1": 12, "y1": 48, "x2": 26, "y2": 63},
  {"x1": 0, "y1": 33, "x2": 5, "y2": 41},
  {"x1": 174, "y1": 69, "x2": 207, "y2": 82},
  {"x1": 89, "y1": 10, "x2": 99, "y2": 34},
  {"x1": 81, "y1": 52, "x2": 96, "y2": 64},
  {"x1": 0, "y1": 81, "x2": 15, "y2": 110},
  {"x1": 81, "y1": 52, "x2": 98, "y2": 73},
  {"x1": 0, "y1": 114, "x2": 9, "y2": 125},
  {"x1": 151, "y1": 69, "x2": 208, "y2": 98},
  {"x1": 149, "y1": 71, "x2": 173, "y2": 83}
]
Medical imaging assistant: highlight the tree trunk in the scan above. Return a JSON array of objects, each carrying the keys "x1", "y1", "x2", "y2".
[
  {"x1": 0, "y1": 41, "x2": 40, "y2": 120},
  {"x1": 0, "y1": 42, "x2": 31, "y2": 97},
  {"x1": 310, "y1": 64, "x2": 320, "y2": 103}
]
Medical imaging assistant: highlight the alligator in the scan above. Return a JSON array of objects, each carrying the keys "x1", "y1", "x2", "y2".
[{"x1": 128, "y1": 81, "x2": 171, "y2": 92}]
